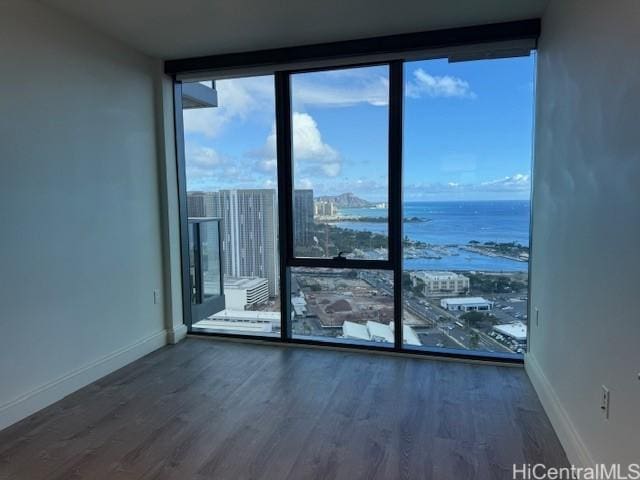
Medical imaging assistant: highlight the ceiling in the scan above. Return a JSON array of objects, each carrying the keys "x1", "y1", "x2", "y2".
[{"x1": 39, "y1": 0, "x2": 548, "y2": 60}]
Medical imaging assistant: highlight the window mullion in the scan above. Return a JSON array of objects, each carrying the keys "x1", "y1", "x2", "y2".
[{"x1": 388, "y1": 60, "x2": 404, "y2": 350}]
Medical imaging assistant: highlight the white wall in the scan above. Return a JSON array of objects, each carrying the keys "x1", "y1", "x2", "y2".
[
  {"x1": 527, "y1": 0, "x2": 640, "y2": 468},
  {"x1": 0, "y1": 0, "x2": 173, "y2": 429}
]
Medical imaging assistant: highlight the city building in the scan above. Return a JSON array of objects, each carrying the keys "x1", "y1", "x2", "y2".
[
  {"x1": 193, "y1": 309, "x2": 280, "y2": 333},
  {"x1": 187, "y1": 191, "x2": 208, "y2": 217},
  {"x1": 493, "y1": 322, "x2": 528, "y2": 347},
  {"x1": 390, "y1": 322, "x2": 422, "y2": 347},
  {"x1": 5, "y1": 1, "x2": 638, "y2": 477},
  {"x1": 342, "y1": 321, "x2": 421, "y2": 346},
  {"x1": 188, "y1": 189, "x2": 279, "y2": 297},
  {"x1": 410, "y1": 271, "x2": 470, "y2": 296},
  {"x1": 291, "y1": 295, "x2": 307, "y2": 317},
  {"x1": 440, "y1": 297, "x2": 494, "y2": 312},
  {"x1": 314, "y1": 199, "x2": 337, "y2": 217},
  {"x1": 294, "y1": 189, "x2": 314, "y2": 246},
  {"x1": 223, "y1": 276, "x2": 269, "y2": 310}
]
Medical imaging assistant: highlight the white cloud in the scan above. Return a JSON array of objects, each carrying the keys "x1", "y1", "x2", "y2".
[
  {"x1": 481, "y1": 174, "x2": 530, "y2": 190},
  {"x1": 185, "y1": 146, "x2": 223, "y2": 178},
  {"x1": 297, "y1": 178, "x2": 314, "y2": 189},
  {"x1": 406, "y1": 69, "x2": 476, "y2": 99},
  {"x1": 257, "y1": 157, "x2": 277, "y2": 173},
  {"x1": 293, "y1": 112, "x2": 340, "y2": 176},
  {"x1": 404, "y1": 173, "x2": 530, "y2": 200},
  {"x1": 256, "y1": 112, "x2": 342, "y2": 178},
  {"x1": 183, "y1": 68, "x2": 472, "y2": 142},
  {"x1": 293, "y1": 72, "x2": 389, "y2": 108},
  {"x1": 183, "y1": 70, "x2": 388, "y2": 140},
  {"x1": 183, "y1": 76, "x2": 274, "y2": 137},
  {"x1": 190, "y1": 146, "x2": 222, "y2": 167},
  {"x1": 184, "y1": 143, "x2": 266, "y2": 190}
]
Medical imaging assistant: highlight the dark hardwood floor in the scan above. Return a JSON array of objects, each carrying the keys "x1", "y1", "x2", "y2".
[{"x1": 0, "y1": 338, "x2": 568, "y2": 479}]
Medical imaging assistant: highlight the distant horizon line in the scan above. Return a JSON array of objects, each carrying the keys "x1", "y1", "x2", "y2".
[{"x1": 187, "y1": 189, "x2": 529, "y2": 203}]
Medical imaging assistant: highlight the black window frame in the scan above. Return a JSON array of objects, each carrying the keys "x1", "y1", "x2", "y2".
[
  {"x1": 278, "y1": 61, "x2": 401, "y2": 349},
  {"x1": 283, "y1": 61, "x2": 394, "y2": 269},
  {"x1": 170, "y1": 19, "x2": 539, "y2": 364}
]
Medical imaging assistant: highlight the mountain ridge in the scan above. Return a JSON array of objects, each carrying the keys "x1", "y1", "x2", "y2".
[{"x1": 315, "y1": 193, "x2": 372, "y2": 208}]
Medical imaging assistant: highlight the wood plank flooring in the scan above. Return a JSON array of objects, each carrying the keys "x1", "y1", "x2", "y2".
[{"x1": 0, "y1": 338, "x2": 568, "y2": 479}]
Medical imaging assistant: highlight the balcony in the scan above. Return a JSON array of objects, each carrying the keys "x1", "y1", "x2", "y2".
[{"x1": 188, "y1": 218, "x2": 225, "y2": 323}]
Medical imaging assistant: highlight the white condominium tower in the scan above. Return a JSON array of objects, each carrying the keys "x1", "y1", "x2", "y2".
[{"x1": 188, "y1": 189, "x2": 279, "y2": 297}]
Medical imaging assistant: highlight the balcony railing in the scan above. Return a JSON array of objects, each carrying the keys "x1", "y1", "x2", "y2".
[{"x1": 188, "y1": 217, "x2": 225, "y2": 324}]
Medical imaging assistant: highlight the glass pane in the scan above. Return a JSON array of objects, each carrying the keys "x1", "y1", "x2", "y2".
[
  {"x1": 290, "y1": 65, "x2": 389, "y2": 259},
  {"x1": 291, "y1": 267, "x2": 400, "y2": 347},
  {"x1": 402, "y1": 56, "x2": 534, "y2": 355},
  {"x1": 201, "y1": 222, "x2": 221, "y2": 299},
  {"x1": 182, "y1": 75, "x2": 280, "y2": 336}
]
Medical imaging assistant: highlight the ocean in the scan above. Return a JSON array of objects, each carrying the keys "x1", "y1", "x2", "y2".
[{"x1": 336, "y1": 200, "x2": 530, "y2": 272}]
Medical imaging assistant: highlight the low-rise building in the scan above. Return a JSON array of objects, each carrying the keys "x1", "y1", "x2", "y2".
[
  {"x1": 194, "y1": 309, "x2": 280, "y2": 333},
  {"x1": 440, "y1": 297, "x2": 493, "y2": 312},
  {"x1": 224, "y1": 276, "x2": 269, "y2": 310},
  {"x1": 291, "y1": 295, "x2": 307, "y2": 317},
  {"x1": 410, "y1": 271, "x2": 469, "y2": 296},
  {"x1": 493, "y1": 322, "x2": 527, "y2": 347},
  {"x1": 341, "y1": 321, "x2": 421, "y2": 346}
]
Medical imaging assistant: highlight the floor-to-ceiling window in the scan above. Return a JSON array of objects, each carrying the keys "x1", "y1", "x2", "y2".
[
  {"x1": 175, "y1": 43, "x2": 535, "y2": 359},
  {"x1": 401, "y1": 56, "x2": 534, "y2": 354},
  {"x1": 181, "y1": 75, "x2": 281, "y2": 336},
  {"x1": 287, "y1": 65, "x2": 396, "y2": 346}
]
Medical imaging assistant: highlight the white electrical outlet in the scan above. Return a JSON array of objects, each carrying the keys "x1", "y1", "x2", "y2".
[
  {"x1": 601, "y1": 385, "x2": 610, "y2": 419},
  {"x1": 153, "y1": 289, "x2": 160, "y2": 305}
]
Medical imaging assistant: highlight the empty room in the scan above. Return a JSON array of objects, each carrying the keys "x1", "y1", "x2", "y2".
[{"x1": 1, "y1": 0, "x2": 638, "y2": 478}]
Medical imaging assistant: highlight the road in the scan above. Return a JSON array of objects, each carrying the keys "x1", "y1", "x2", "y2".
[{"x1": 360, "y1": 271, "x2": 514, "y2": 353}]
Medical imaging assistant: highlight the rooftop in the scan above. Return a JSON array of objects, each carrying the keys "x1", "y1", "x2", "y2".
[
  {"x1": 366, "y1": 321, "x2": 395, "y2": 343},
  {"x1": 413, "y1": 271, "x2": 468, "y2": 279},
  {"x1": 210, "y1": 309, "x2": 280, "y2": 323},
  {"x1": 342, "y1": 320, "x2": 422, "y2": 346},
  {"x1": 224, "y1": 276, "x2": 268, "y2": 290},
  {"x1": 493, "y1": 322, "x2": 528, "y2": 341},
  {"x1": 441, "y1": 297, "x2": 492, "y2": 305}
]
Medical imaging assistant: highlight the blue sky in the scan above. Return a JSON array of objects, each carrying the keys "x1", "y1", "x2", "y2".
[{"x1": 183, "y1": 55, "x2": 535, "y2": 201}]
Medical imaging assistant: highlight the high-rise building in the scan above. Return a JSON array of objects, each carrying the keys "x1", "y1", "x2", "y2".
[
  {"x1": 293, "y1": 189, "x2": 314, "y2": 247},
  {"x1": 188, "y1": 189, "x2": 279, "y2": 297},
  {"x1": 314, "y1": 199, "x2": 337, "y2": 217},
  {"x1": 187, "y1": 192, "x2": 207, "y2": 217}
]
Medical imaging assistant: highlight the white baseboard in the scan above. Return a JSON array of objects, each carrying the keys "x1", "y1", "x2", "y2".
[
  {"x1": 525, "y1": 354, "x2": 595, "y2": 468},
  {"x1": 166, "y1": 323, "x2": 188, "y2": 344},
  {"x1": 0, "y1": 329, "x2": 167, "y2": 432}
]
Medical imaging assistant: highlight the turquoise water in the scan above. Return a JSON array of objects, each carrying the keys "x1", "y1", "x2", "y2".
[{"x1": 337, "y1": 200, "x2": 530, "y2": 272}]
